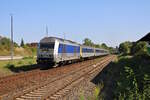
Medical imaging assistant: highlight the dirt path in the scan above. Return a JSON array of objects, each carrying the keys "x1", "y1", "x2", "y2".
[{"x1": 0, "y1": 56, "x2": 23, "y2": 61}]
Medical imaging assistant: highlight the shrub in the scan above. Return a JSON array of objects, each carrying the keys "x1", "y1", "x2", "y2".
[
  {"x1": 113, "y1": 56, "x2": 150, "y2": 100},
  {"x1": 17, "y1": 61, "x2": 23, "y2": 64},
  {"x1": 5, "y1": 63, "x2": 15, "y2": 69},
  {"x1": 131, "y1": 42, "x2": 149, "y2": 56}
]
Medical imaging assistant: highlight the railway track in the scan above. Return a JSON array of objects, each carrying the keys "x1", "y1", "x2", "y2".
[
  {"x1": 0, "y1": 57, "x2": 103, "y2": 96},
  {"x1": 0, "y1": 55, "x2": 115, "y2": 100}
]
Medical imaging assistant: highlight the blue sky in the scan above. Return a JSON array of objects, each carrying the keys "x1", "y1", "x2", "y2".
[{"x1": 0, "y1": 0, "x2": 150, "y2": 47}]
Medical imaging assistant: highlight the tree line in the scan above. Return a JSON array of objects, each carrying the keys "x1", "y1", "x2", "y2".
[
  {"x1": 0, "y1": 36, "x2": 118, "y2": 53},
  {"x1": 119, "y1": 41, "x2": 149, "y2": 56},
  {"x1": 0, "y1": 37, "x2": 30, "y2": 49},
  {"x1": 83, "y1": 38, "x2": 118, "y2": 53}
]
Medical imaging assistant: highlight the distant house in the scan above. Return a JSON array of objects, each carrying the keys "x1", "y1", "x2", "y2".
[{"x1": 26, "y1": 42, "x2": 38, "y2": 47}]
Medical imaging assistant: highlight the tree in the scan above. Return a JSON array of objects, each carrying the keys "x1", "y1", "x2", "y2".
[
  {"x1": 94, "y1": 44, "x2": 101, "y2": 48},
  {"x1": 83, "y1": 38, "x2": 94, "y2": 46},
  {"x1": 101, "y1": 43, "x2": 108, "y2": 49},
  {"x1": 20, "y1": 38, "x2": 25, "y2": 47},
  {"x1": 0, "y1": 37, "x2": 11, "y2": 46},
  {"x1": 0, "y1": 37, "x2": 11, "y2": 50},
  {"x1": 119, "y1": 41, "x2": 133, "y2": 55},
  {"x1": 108, "y1": 47, "x2": 115, "y2": 54},
  {"x1": 131, "y1": 41, "x2": 149, "y2": 56}
]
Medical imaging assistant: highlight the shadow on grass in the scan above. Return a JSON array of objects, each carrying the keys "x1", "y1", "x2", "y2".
[
  {"x1": 5, "y1": 63, "x2": 54, "y2": 73},
  {"x1": 91, "y1": 55, "x2": 150, "y2": 100}
]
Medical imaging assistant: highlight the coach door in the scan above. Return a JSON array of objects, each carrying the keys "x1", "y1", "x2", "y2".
[
  {"x1": 80, "y1": 46, "x2": 82, "y2": 57},
  {"x1": 74, "y1": 46, "x2": 77, "y2": 57},
  {"x1": 62, "y1": 44, "x2": 66, "y2": 59}
]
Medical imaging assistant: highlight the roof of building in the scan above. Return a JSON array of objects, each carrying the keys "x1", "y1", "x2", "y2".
[{"x1": 138, "y1": 32, "x2": 150, "y2": 42}]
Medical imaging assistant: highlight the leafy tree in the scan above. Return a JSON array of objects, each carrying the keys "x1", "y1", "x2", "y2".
[
  {"x1": 14, "y1": 42, "x2": 19, "y2": 47},
  {"x1": 108, "y1": 47, "x2": 115, "y2": 54},
  {"x1": 0, "y1": 37, "x2": 11, "y2": 50},
  {"x1": 119, "y1": 41, "x2": 133, "y2": 55},
  {"x1": 94, "y1": 44, "x2": 101, "y2": 48},
  {"x1": 131, "y1": 41, "x2": 149, "y2": 56},
  {"x1": 83, "y1": 38, "x2": 94, "y2": 46},
  {"x1": 101, "y1": 43, "x2": 108, "y2": 49},
  {"x1": 0, "y1": 37, "x2": 11, "y2": 46},
  {"x1": 82, "y1": 38, "x2": 113, "y2": 53},
  {"x1": 20, "y1": 38, "x2": 25, "y2": 47}
]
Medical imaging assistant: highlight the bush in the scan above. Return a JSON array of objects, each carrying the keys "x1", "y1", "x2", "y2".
[
  {"x1": 17, "y1": 61, "x2": 23, "y2": 64},
  {"x1": 131, "y1": 42, "x2": 149, "y2": 56},
  {"x1": 113, "y1": 56, "x2": 150, "y2": 100},
  {"x1": 5, "y1": 63, "x2": 15, "y2": 69}
]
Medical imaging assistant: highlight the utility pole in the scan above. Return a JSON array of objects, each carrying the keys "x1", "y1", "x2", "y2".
[
  {"x1": 10, "y1": 14, "x2": 14, "y2": 60},
  {"x1": 46, "y1": 25, "x2": 48, "y2": 37}
]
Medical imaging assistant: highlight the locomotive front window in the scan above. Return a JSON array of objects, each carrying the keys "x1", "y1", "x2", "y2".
[{"x1": 40, "y1": 43, "x2": 54, "y2": 49}]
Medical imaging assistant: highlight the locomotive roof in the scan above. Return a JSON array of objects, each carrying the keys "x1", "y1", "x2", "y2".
[{"x1": 40, "y1": 37, "x2": 80, "y2": 45}]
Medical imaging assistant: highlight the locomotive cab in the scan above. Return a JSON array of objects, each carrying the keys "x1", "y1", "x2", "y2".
[{"x1": 37, "y1": 37, "x2": 57, "y2": 64}]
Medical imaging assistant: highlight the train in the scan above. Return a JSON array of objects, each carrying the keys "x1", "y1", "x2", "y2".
[{"x1": 37, "y1": 37, "x2": 109, "y2": 65}]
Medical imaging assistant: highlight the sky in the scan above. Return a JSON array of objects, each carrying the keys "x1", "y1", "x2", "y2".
[{"x1": 0, "y1": 0, "x2": 150, "y2": 47}]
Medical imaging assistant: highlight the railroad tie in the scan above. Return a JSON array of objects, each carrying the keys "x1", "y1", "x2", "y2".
[
  {"x1": 24, "y1": 93, "x2": 43, "y2": 97},
  {"x1": 50, "y1": 96, "x2": 58, "y2": 100},
  {"x1": 30, "y1": 91, "x2": 46, "y2": 95},
  {"x1": 15, "y1": 98, "x2": 26, "y2": 100}
]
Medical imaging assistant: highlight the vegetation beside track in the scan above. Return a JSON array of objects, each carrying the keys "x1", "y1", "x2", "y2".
[
  {"x1": 0, "y1": 36, "x2": 37, "y2": 77},
  {"x1": 91, "y1": 41, "x2": 150, "y2": 100},
  {"x1": 0, "y1": 57, "x2": 36, "y2": 77},
  {"x1": 114, "y1": 56, "x2": 150, "y2": 99},
  {"x1": 89, "y1": 55, "x2": 150, "y2": 100},
  {"x1": 0, "y1": 36, "x2": 37, "y2": 56}
]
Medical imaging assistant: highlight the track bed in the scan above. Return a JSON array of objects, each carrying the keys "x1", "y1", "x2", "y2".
[{"x1": 0, "y1": 55, "x2": 116, "y2": 100}]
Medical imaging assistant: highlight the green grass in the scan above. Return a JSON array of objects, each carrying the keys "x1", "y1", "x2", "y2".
[{"x1": 0, "y1": 58, "x2": 36, "y2": 77}]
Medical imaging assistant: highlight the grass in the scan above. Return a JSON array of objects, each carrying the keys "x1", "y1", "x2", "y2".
[
  {"x1": 0, "y1": 57, "x2": 37, "y2": 77},
  {"x1": 0, "y1": 46, "x2": 37, "y2": 56},
  {"x1": 92, "y1": 84, "x2": 104, "y2": 100}
]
